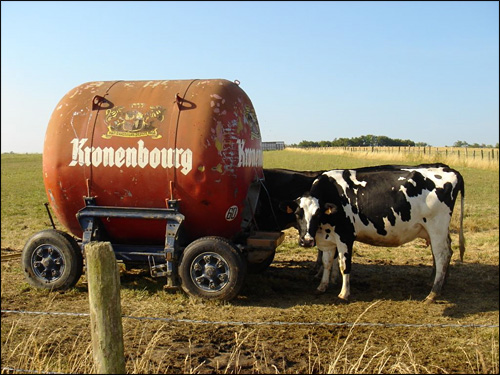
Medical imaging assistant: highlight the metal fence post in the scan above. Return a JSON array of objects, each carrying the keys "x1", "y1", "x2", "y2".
[{"x1": 86, "y1": 241, "x2": 126, "y2": 374}]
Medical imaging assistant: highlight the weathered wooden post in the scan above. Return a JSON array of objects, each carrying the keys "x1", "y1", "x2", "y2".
[{"x1": 86, "y1": 241, "x2": 126, "y2": 374}]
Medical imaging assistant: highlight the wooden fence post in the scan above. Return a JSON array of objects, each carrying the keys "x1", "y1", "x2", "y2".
[{"x1": 86, "y1": 241, "x2": 126, "y2": 374}]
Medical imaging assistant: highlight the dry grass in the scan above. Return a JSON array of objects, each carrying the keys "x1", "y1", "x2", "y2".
[
  {"x1": 1, "y1": 306, "x2": 498, "y2": 374},
  {"x1": 287, "y1": 147, "x2": 499, "y2": 171}
]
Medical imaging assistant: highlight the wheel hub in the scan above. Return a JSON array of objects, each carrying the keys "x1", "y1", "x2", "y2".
[
  {"x1": 205, "y1": 265, "x2": 216, "y2": 278},
  {"x1": 190, "y1": 252, "x2": 230, "y2": 292},
  {"x1": 31, "y1": 244, "x2": 64, "y2": 283}
]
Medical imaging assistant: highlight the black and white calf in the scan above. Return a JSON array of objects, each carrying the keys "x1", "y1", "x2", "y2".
[
  {"x1": 283, "y1": 163, "x2": 465, "y2": 303},
  {"x1": 255, "y1": 169, "x2": 325, "y2": 231}
]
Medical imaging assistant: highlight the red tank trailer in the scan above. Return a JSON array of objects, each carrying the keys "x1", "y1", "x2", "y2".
[{"x1": 22, "y1": 79, "x2": 283, "y2": 301}]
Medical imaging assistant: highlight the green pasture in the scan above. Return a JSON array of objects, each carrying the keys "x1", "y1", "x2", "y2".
[{"x1": 1, "y1": 151, "x2": 499, "y2": 253}]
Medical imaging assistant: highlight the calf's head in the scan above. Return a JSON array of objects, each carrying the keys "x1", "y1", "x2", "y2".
[{"x1": 280, "y1": 193, "x2": 337, "y2": 248}]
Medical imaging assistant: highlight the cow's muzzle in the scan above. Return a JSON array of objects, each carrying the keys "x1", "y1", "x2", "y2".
[{"x1": 300, "y1": 233, "x2": 315, "y2": 248}]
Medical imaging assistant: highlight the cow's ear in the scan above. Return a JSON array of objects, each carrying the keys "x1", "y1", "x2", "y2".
[
  {"x1": 279, "y1": 201, "x2": 297, "y2": 214},
  {"x1": 324, "y1": 203, "x2": 338, "y2": 215}
]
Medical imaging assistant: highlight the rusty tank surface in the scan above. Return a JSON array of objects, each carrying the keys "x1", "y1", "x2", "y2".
[
  {"x1": 44, "y1": 79, "x2": 263, "y2": 243},
  {"x1": 23, "y1": 79, "x2": 284, "y2": 301}
]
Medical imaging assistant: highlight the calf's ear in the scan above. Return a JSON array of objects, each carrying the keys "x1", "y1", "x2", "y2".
[
  {"x1": 279, "y1": 201, "x2": 297, "y2": 214},
  {"x1": 324, "y1": 203, "x2": 338, "y2": 215}
]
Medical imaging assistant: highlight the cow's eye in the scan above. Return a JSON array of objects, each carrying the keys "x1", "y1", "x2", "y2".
[{"x1": 296, "y1": 208, "x2": 304, "y2": 219}]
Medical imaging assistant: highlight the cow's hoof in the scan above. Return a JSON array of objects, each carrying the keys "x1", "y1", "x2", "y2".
[
  {"x1": 423, "y1": 292, "x2": 437, "y2": 304},
  {"x1": 336, "y1": 296, "x2": 349, "y2": 304},
  {"x1": 313, "y1": 288, "x2": 326, "y2": 295}
]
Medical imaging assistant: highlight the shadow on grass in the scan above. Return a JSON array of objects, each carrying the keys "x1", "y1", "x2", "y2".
[
  {"x1": 237, "y1": 259, "x2": 499, "y2": 318},
  {"x1": 113, "y1": 257, "x2": 498, "y2": 318}
]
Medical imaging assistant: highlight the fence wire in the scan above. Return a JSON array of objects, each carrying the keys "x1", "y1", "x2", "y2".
[
  {"x1": 2, "y1": 309, "x2": 498, "y2": 329},
  {"x1": 2, "y1": 308, "x2": 498, "y2": 375},
  {"x1": 0, "y1": 366, "x2": 64, "y2": 375}
]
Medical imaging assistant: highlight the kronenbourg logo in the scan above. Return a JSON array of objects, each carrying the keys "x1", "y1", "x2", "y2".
[
  {"x1": 237, "y1": 139, "x2": 262, "y2": 168},
  {"x1": 68, "y1": 138, "x2": 193, "y2": 175}
]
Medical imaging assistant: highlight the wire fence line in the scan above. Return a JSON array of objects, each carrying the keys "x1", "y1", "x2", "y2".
[
  {"x1": 1, "y1": 366, "x2": 64, "y2": 375},
  {"x1": 295, "y1": 146, "x2": 500, "y2": 161},
  {"x1": 2, "y1": 308, "x2": 498, "y2": 375},
  {"x1": 2, "y1": 309, "x2": 498, "y2": 329}
]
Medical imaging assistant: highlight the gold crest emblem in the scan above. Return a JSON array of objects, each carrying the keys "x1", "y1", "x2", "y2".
[{"x1": 102, "y1": 104, "x2": 165, "y2": 139}]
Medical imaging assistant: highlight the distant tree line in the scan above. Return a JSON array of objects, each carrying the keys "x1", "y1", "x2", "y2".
[
  {"x1": 290, "y1": 135, "x2": 421, "y2": 148},
  {"x1": 452, "y1": 140, "x2": 499, "y2": 148},
  {"x1": 288, "y1": 135, "x2": 499, "y2": 149}
]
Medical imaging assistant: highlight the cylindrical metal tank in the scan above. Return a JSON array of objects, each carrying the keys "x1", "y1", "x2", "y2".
[{"x1": 43, "y1": 79, "x2": 263, "y2": 244}]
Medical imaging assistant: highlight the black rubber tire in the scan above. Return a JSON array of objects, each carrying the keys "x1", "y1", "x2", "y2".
[
  {"x1": 21, "y1": 229, "x2": 84, "y2": 290},
  {"x1": 179, "y1": 237, "x2": 247, "y2": 301}
]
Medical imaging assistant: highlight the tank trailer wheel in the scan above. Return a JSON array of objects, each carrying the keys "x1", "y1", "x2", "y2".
[
  {"x1": 21, "y1": 229, "x2": 84, "y2": 290},
  {"x1": 179, "y1": 237, "x2": 247, "y2": 301}
]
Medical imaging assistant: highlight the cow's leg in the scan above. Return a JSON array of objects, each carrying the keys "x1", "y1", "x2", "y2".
[
  {"x1": 330, "y1": 248, "x2": 340, "y2": 285},
  {"x1": 315, "y1": 248, "x2": 335, "y2": 293},
  {"x1": 314, "y1": 248, "x2": 340, "y2": 285},
  {"x1": 336, "y1": 242, "x2": 352, "y2": 301},
  {"x1": 444, "y1": 234, "x2": 453, "y2": 283},
  {"x1": 431, "y1": 252, "x2": 436, "y2": 281},
  {"x1": 313, "y1": 249, "x2": 323, "y2": 278},
  {"x1": 425, "y1": 231, "x2": 453, "y2": 303}
]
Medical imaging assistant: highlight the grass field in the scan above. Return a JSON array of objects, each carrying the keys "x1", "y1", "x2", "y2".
[{"x1": 1, "y1": 151, "x2": 499, "y2": 374}]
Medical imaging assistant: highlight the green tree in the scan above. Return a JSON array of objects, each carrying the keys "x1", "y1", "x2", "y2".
[{"x1": 453, "y1": 140, "x2": 470, "y2": 148}]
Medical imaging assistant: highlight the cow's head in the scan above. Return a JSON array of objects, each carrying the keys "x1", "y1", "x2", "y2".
[{"x1": 280, "y1": 193, "x2": 337, "y2": 248}]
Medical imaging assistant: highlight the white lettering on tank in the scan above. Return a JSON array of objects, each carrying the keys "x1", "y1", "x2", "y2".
[
  {"x1": 69, "y1": 138, "x2": 193, "y2": 175},
  {"x1": 125, "y1": 147, "x2": 137, "y2": 167},
  {"x1": 137, "y1": 140, "x2": 149, "y2": 168},
  {"x1": 115, "y1": 147, "x2": 125, "y2": 168},
  {"x1": 180, "y1": 149, "x2": 192, "y2": 175},
  {"x1": 103, "y1": 147, "x2": 114, "y2": 167},
  {"x1": 69, "y1": 138, "x2": 87, "y2": 166},
  {"x1": 149, "y1": 148, "x2": 160, "y2": 168},
  {"x1": 237, "y1": 139, "x2": 263, "y2": 168},
  {"x1": 91, "y1": 147, "x2": 102, "y2": 167}
]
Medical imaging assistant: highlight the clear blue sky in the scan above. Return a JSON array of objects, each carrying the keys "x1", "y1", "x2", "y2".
[{"x1": 1, "y1": 1, "x2": 498, "y2": 153}]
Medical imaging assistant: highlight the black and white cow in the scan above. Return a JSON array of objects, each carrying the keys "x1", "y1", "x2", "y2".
[
  {"x1": 247, "y1": 168, "x2": 327, "y2": 272},
  {"x1": 282, "y1": 163, "x2": 465, "y2": 303}
]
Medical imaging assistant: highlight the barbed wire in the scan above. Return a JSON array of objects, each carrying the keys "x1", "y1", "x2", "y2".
[
  {"x1": 2, "y1": 309, "x2": 498, "y2": 329},
  {"x1": 0, "y1": 366, "x2": 64, "y2": 374}
]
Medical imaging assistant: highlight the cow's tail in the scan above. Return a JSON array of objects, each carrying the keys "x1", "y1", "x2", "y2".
[{"x1": 457, "y1": 172, "x2": 465, "y2": 262}]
